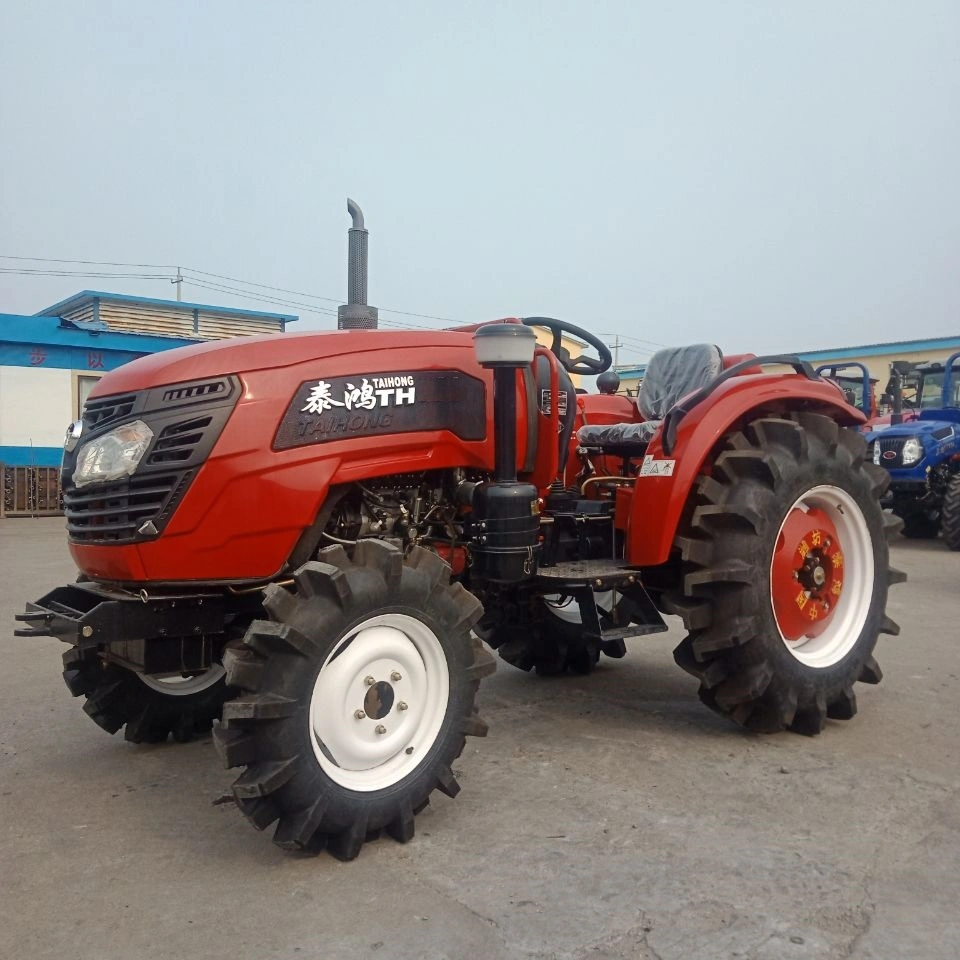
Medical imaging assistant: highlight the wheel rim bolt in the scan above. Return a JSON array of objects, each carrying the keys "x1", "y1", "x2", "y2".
[
  {"x1": 398, "y1": 701, "x2": 408, "y2": 711},
  {"x1": 375, "y1": 724, "x2": 387, "y2": 735},
  {"x1": 354, "y1": 710, "x2": 366, "y2": 720},
  {"x1": 364, "y1": 675, "x2": 375, "y2": 686},
  {"x1": 390, "y1": 671, "x2": 402, "y2": 681}
]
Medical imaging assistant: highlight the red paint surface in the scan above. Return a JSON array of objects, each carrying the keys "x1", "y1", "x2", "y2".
[
  {"x1": 770, "y1": 508, "x2": 844, "y2": 641},
  {"x1": 75, "y1": 331, "x2": 529, "y2": 582}
]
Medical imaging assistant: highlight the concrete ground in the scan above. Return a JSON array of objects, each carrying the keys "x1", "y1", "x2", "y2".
[{"x1": 1, "y1": 518, "x2": 958, "y2": 960}]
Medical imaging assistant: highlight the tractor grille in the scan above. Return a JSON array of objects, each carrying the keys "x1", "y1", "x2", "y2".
[
  {"x1": 65, "y1": 376, "x2": 240, "y2": 544},
  {"x1": 83, "y1": 393, "x2": 138, "y2": 430},
  {"x1": 161, "y1": 379, "x2": 230, "y2": 404},
  {"x1": 65, "y1": 471, "x2": 193, "y2": 542},
  {"x1": 875, "y1": 437, "x2": 906, "y2": 467},
  {"x1": 147, "y1": 416, "x2": 214, "y2": 465}
]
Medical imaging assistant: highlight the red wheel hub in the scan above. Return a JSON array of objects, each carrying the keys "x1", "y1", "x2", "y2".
[{"x1": 771, "y1": 506, "x2": 845, "y2": 642}]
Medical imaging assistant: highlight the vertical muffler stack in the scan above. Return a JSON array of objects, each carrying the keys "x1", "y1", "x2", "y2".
[
  {"x1": 470, "y1": 324, "x2": 541, "y2": 582},
  {"x1": 337, "y1": 198, "x2": 379, "y2": 330}
]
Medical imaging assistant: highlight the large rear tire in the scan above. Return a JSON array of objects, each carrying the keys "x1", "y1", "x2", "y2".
[
  {"x1": 63, "y1": 650, "x2": 230, "y2": 743},
  {"x1": 941, "y1": 475, "x2": 960, "y2": 551},
  {"x1": 663, "y1": 413, "x2": 904, "y2": 735},
  {"x1": 214, "y1": 540, "x2": 493, "y2": 860}
]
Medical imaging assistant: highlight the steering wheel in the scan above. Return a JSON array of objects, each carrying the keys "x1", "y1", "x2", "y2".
[{"x1": 521, "y1": 317, "x2": 612, "y2": 376}]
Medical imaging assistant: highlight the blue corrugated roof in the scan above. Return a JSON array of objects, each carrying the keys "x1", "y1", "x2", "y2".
[
  {"x1": 793, "y1": 335, "x2": 960, "y2": 361},
  {"x1": 614, "y1": 335, "x2": 960, "y2": 379},
  {"x1": 615, "y1": 364, "x2": 647, "y2": 378},
  {"x1": 36, "y1": 289, "x2": 298, "y2": 323},
  {"x1": 0, "y1": 312, "x2": 199, "y2": 352}
]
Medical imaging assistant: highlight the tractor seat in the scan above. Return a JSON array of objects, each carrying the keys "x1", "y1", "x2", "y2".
[{"x1": 577, "y1": 344, "x2": 723, "y2": 454}]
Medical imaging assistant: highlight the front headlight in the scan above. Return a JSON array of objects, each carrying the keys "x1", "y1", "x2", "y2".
[
  {"x1": 901, "y1": 437, "x2": 923, "y2": 466},
  {"x1": 72, "y1": 420, "x2": 154, "y2": 488}
]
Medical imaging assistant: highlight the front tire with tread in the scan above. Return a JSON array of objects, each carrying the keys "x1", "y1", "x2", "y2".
[
  {"x1": 214, "y1": 540, "x2": 493, "y2": 860},
  {"x1": 899, "y1": 512, "x2": 940, "y2": 540},
  {"x1": 63, "y1": 650, "x2": 230, "y2": 743},
  {"x1": 941, "y1": 474, "x2": 960, "y2": 550}
]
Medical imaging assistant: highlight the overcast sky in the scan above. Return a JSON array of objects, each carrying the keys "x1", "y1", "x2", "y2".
[{"x1": 1, "y1": 1, "x2": 958, "y2": 365}]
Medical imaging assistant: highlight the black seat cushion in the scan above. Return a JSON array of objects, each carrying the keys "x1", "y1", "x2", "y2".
[{"x1": 577, "y1": 419, "x2": 660, "y2": 449}]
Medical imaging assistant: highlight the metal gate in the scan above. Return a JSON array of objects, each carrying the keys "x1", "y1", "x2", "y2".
[{"x1": 1, "y1": 465, "x2": 64, "y2": 517}]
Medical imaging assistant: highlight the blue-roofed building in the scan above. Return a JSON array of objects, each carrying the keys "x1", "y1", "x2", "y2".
[
  {"x1": 613, "y1": 335, "x2": 960, "y2": 397},
  {"x1": 1, "y1": 291, "x2": 297, "y2": 514}
]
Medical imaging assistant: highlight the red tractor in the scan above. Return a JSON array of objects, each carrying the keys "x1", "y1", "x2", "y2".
[{"x1": 19, "y1": 316, "x2": 903, "y2": 859}]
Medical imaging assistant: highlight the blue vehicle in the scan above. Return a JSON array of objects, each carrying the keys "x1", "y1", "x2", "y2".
[{"x1": 865, "y1": 352, "x2": 960, "y2": 548}]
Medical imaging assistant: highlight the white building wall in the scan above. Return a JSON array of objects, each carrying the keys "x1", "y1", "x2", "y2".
[{"x1": 0, "y1": 365, "x2": 73, "y2": 449}]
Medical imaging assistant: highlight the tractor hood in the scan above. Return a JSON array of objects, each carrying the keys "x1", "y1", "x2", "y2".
[
  {"x1": 89, "y1": 329, "x2": 479, "y2": 398},
  {"x1": 866, "y1": 416, "x2": 959, "y2": 473},
  {"x1": 867, "y1": 411, "x2": 960, "y2": 441}
]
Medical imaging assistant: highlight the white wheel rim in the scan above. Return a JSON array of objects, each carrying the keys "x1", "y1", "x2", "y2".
[
  {"x1": 309, "y1": 613, "x2": 449, "y2": 792},
  {"x1": 770, "y1": 484, "x2": 874, "y2": 668},
  {"x1": 138, "y1": 664, "x2": 225, "y2": 696}
]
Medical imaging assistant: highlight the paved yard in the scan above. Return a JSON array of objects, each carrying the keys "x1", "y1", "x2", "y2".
[{"x1": 1, "y1": 518, "x2": 958, "y2": 959}]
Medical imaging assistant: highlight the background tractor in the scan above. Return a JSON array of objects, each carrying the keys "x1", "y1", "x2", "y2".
[
  {"x1": 815, "y1": 362, "x2": 877, "y2": 420},
  {"x1": 865, "y1": 352, "x2": 960, "y2": 546}
]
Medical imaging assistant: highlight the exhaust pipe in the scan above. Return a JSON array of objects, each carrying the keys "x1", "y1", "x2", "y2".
[{"x1": 338, "y1": 198, "x2": 379, "y2": 330}]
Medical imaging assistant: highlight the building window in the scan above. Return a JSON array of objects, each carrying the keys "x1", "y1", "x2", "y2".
[{"x1": 76, "y1": 374, "x2": 102, "y2": 418}]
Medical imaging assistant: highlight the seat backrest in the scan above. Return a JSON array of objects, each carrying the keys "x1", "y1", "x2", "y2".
[{"x1": 638, "y1": 344, "x2": 723, "y2": 420}]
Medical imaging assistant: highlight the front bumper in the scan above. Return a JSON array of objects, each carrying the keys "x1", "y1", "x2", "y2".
[{"x1": 15, "y1": 582, "x2": 229, "y2": 674}]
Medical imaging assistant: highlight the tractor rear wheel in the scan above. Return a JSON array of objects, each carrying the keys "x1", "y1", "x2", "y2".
[
  {"x1": 214, "y1": 540, "x2": 493, "y2": 860},
  {"x1": 664, "y1": 413, "x2": 904, "y2": 735},
  {"x1": 941, "y1": 475, "x2": 960, "y2": 551},
  {"x1": 63, "y1": 650, "x2": 230, "y2": 743}
]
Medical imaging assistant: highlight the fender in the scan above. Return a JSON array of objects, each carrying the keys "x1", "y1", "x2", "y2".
[{"x1": 625, "y1": 373, "x2": 865, "y2": 567}]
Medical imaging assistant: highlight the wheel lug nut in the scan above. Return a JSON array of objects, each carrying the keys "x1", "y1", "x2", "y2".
[
  {"x1": 391, "y1": 671, "x2": 402, "y2": 682},
  {"x1": 364, "y1": 676, "x2": 375, "y2": 686},
  {"x1": 354, "y1": 710, "x2": 366, "y2": 720},
  {"x1": 375, "y1": 724, "x2": 387, "y2": 735},
  {"x1": 398, "y1": 701, "x2": 408, "y2": 711}
]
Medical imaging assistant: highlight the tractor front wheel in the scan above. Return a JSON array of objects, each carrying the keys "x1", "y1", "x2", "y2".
[
  {"x1": 214, "y1": 540, "x2": 493, "y2": 860},
  {"x1": 899, "y1": 511, "x2": 940, "y2": 539},
  {"x1": 665, "y1": 413, "x2": 903, "y2": 735},
  {"x1": 941, "y1": 474, "x2": 960, "y2": 550},
  {"x1": 63, "y1": 651, "x2": 230, "y2": 743}
]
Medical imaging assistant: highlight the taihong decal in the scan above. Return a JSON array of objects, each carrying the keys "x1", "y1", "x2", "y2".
[
  {"x1": 274, "y1": 370, "x2": 487, "y2": 449},
  {"x1": 302, "y1": 375, "x2": 417, "y2": 414}
]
